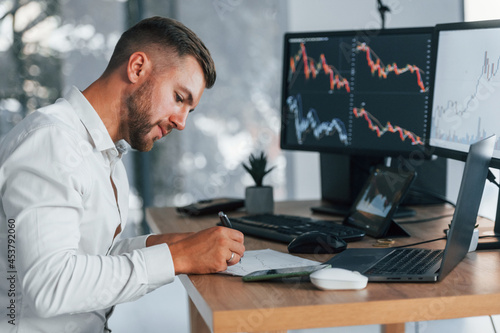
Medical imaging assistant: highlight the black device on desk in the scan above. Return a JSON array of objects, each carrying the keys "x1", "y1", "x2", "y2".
[
  {"x1": 342, "y1": 166, "x2": 415, "y2": 238},
  {"x1": 176, "y1": 197, "x2": 244, "y2": 216},
  {"x1": 287, "y1": 231, "x2": 347, "y2": 254}
]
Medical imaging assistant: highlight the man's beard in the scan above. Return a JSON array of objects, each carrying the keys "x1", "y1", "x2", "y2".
[{"x1": 125, "y1": 80, "x2": 157, "y2": 152}]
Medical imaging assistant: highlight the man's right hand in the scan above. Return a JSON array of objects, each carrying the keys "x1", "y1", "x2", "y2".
[{"x1": 167, "y1": 226, "x2": 245, "y2": 275}]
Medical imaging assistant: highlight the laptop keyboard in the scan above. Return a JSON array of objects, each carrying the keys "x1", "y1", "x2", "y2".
[
  {"x1": 227, "y1": 214, "x2": 365, "y2": 243},
  {"x1": 365, "y1": 248, "x2": 444, "y2": 275}
]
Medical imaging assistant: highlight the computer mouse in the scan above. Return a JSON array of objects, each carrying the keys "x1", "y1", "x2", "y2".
[
  {"x1": 310, "y1": 267, "x2": 368, "y2": 290},
  {"x1": 287, "y1": 231, "x2": 347, "y2": 254}
]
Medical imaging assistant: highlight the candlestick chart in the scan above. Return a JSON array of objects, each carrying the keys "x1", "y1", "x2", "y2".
[
  {"x1": 283, "y1": 31, "x2": 431, "y2": 154},
  {"x1": 289, "y1": 42, "x2": 351, "y2": 93},
  {"x1": 355, "y1": 42, "x2": 427, "y2": 92},
  {"x1": 353, "y1": 107, "x2": 424, "y2": 145}
]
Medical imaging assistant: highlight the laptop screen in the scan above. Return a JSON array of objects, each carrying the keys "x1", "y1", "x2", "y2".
[{"x1": 438, "y1": 135, "x2": 495, "y2": 280}]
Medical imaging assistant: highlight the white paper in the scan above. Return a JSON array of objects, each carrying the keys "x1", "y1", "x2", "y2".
[{"x1": 220, "y1": 249, "x2": 320, "y2": 277}]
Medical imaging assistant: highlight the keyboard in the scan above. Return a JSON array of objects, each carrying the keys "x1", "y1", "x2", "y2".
[
  {"x1": 227, "y1": 214, "x2": 365, "y2": 243},
  {"x1": 365, "y1": 248, "x2": 444, "y2": 275}
]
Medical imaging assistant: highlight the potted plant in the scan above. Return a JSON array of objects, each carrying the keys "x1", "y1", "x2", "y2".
[{"x1": 242, "y1": 152, "x2": 276, "y2": 214}]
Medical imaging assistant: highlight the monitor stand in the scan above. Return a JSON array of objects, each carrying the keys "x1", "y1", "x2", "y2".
[
  {"x1": 476, "y1": 191, "x2": 500, "y2": 250},
  {"x1": 313, "y1": 152, "x2": 447, "y2": 218},
  {"x1": 315, "y1": 153, "x2": 383, "y2": 208},
  {"x1": 383, "y1": 219, "x2": 411, "y2": 238}
]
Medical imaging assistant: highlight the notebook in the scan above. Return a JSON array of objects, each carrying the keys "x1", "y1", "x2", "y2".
[{"x1": 325, "y1": 135, "x2": 495, "y2": 282}]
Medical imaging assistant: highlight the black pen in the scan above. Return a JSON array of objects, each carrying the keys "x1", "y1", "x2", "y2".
[
  {"x1": 218, "y1": 211, "x2": 233, "y2": 228},
  {"x1": 218, "y1": 211, "x2": 242, "y2": 263}
]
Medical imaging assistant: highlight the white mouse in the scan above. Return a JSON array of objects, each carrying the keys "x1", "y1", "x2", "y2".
[{"x1": 310, "y1": 267, "x2": 368, "y2": 290}]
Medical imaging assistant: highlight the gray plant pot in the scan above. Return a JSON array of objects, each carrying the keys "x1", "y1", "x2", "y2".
[{"x1": 245, "y1": 186, "x2": 274, "y2": 215}]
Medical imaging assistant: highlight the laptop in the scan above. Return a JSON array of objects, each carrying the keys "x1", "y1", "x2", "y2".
[{"x1": 325, "y1": 135, "x2": 495, "y2": 282}]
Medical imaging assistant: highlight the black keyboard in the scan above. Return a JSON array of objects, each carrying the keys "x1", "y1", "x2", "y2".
[
  {"x1": 227, "y1": 214, "x2": 365, "y2": 243},
  {"x1": 365, "y1": 248, "x2": 444, "y2": 275}
]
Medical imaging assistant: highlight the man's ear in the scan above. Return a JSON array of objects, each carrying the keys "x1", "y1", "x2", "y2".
[{"x1": 127, "y1": 52, "x2": 151, "y2": 84}]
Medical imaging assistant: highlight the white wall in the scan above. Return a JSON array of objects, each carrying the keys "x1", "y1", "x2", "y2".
[
  {"x1": 286, "y1": 0, "x2": 463, "y2": 200},
  {"x1": 288, "y1": 0, "x2": 463, "y2": 31}
]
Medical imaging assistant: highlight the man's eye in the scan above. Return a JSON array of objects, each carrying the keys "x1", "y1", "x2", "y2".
[{"x1": 176, "y1": 94, "x2": 183, "y2": 103}]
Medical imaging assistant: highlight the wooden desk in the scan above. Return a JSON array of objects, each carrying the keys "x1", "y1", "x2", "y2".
[{"x1": 146, "y1": 201, "x2": 500, "y2": 333}]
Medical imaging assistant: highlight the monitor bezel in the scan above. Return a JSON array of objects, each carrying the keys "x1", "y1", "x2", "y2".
[
  {"x1": 427, "y1": 19, "x2": 500, "y2": 169},
  {"x1": 280, "y1": 26, "x2": 435, "y2": 158}
]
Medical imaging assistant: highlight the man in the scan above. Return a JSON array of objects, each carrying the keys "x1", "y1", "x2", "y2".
[{"x1": 0, "y1": 16, "x2": 245, "y2": 332}]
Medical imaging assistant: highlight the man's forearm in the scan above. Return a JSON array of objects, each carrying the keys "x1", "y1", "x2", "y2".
[{"x1": 146, "y1": 232, "x2": 194, "y2": 247}]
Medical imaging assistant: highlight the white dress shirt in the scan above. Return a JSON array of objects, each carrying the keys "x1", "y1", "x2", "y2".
[{"x1": 0, "y1": 87, "x2": 175, "y2": 332}]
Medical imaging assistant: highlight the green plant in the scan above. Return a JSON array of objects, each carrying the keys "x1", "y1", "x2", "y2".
[{"x1": 242, "y1": 152, "x2": 275, "y2": 187}]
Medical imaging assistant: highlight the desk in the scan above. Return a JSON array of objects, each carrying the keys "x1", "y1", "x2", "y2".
[{"x1": 146, "y1": 201, "x2": 500, "y2": 333}]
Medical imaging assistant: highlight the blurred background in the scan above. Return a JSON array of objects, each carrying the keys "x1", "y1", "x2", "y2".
[{"x1": 1, "y1": 0, "x2": 499, "y2": 332}]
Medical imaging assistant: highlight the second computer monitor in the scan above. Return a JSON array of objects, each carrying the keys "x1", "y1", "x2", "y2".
[
  {"x1": 428, "y1": 19, "x2": 500, "y2": 168},
  {"x1": 281, "y1": 27, "x2": 433, "y2": 158}
]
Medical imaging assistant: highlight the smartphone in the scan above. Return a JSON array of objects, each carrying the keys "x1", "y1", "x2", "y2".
[{"x1": 242, "y1": 264, "x2": 330, "y2": 282}]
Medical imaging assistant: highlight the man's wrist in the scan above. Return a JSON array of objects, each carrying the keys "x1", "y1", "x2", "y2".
[
  {"x1": 146, "y1": 233, "x2": 195, "y2": 247},
  {"x1": 146, "y1": 234, "x2": 164, "y2": 247}
]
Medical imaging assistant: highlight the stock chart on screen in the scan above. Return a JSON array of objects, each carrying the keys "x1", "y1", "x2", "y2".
[
  {"x1": 429, "y1": 23, "x2": 500, "y2": 161},
  {"x1": 281, "y1": 28, "x2": 433, "y2": 157}
]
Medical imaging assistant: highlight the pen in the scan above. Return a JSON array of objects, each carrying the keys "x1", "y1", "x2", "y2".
[
  {"x1": 218, "y1": 211, "x2": 233, "y2": 228},
  {"x1": 218, "y1": 211, "x2": 242, "y2": 263}
]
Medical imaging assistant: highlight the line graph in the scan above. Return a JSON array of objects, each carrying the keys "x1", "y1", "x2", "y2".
[
  {"x1": 356, "y1": 42, "x2": 427, "y2": 92},
  {"x1": 430, "y1": 26, "x2": 500, "y2": 155},
  {"x1": 433, "y1": 50, "x2": 500, "y2": 118},
  {"x1": 353, "y1": 106, "x2": 424, "y2": 145},
  {"x1": 289, "y1": 43, "x2": 351, "y2": 93},
  {"x1": 286, "y1": 94, "x2": 348, "y2": 145},
  {"x1": 484, "y1": 51, "x2": 499, "y2": 80}
]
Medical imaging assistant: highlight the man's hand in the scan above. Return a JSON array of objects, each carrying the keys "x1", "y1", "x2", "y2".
[{"x1": 148, "y1": 227, "x2": 245, "y2": 275}]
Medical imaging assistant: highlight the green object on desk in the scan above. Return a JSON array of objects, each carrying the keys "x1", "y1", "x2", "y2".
[{"x1": 242, "y1": 264, "x2": 330, "y2": 282}]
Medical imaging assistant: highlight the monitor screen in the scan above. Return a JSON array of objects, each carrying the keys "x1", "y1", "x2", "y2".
[
  {"x1": 428, "y1": 20, "x2": 500, "y2": 168},
  {"x1": 280, "y1": 27, "x2": 434, "y2": 157}
]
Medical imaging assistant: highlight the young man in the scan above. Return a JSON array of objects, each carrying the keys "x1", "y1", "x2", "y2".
[{"x1": 0, "y1": 16, "x2": 244, "y2": 332}]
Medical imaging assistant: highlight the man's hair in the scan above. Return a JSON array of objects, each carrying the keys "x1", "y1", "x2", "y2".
[{"x1": 104, "y1": 16, "x2": 216, "y2": 88}]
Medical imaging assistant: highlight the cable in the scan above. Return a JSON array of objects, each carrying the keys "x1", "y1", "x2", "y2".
[
  {"x1": 487, "y1": 169, "x2": 500, "y2": 188},
  {"x1": 406, "y1": 187, "x2": 456, "y2": 207},
  {"x1": 398, "y1": 213, "x2": 454, "y2": 224},
  {"x1": 393, "y1": 230, "x2": 500, "y2": 249},
  {"x1": 479, "y1": 235, "x2": 500, "y2": 240},
  {"x1": 393, "y1": 237, "x2": 447, "y2": 249}
]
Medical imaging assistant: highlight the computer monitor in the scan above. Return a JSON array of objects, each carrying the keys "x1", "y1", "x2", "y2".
[
  {"x1": 280, "y1": 27, "x2": 439, "y2": 208},
  {"x1": 428, "y1": 19, "x2": 500, "y2": 247},
  {"x1": 281, "y1": 27, "x2": 433, "y2": 157}
]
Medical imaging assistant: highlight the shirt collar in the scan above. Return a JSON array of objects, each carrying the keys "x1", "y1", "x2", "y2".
[{"x1": 65, "y1": 86, "x2": 126, "y2": 154}]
